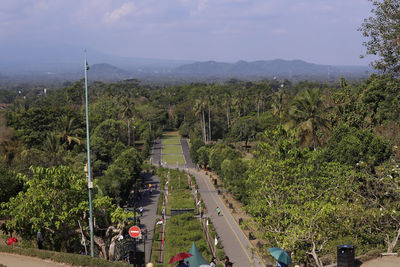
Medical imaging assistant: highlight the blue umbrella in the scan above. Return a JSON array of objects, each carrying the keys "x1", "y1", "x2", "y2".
[{"x1": 269, "y1": 247, "x2": 292, "y2": 265}]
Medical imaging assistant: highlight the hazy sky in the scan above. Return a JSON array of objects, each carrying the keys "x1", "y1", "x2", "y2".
[{"x1": 0, "y1": 0, "x2": 373, "y2": 65}]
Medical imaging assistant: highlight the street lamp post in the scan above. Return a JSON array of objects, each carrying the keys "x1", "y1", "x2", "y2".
[{"x1": 84, "y1": 50, "x2": 95, "y2": 257}]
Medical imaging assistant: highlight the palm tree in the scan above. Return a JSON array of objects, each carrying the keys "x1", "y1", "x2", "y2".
[
  {"x1": 205, "y1": 86, "x2": 214, "y2": 142},
  {"x1": 223, "y1": 92, "x2": 232, "y2": 128},
  {"x1": 272, "y1": 90, "x2": 285, "y2": 126},
  {"x1": 57, "y1": 115, "x2": 82, "y2": 150},
  {"x1": 193, "y1": 97, "x2": 207, "y2": 143},
  {"x1": 290, "y1": 88, "x2": 330, "y2": 150},
  {"x1": 121, "y1": 98, "x2": 136, "y2": 146}
]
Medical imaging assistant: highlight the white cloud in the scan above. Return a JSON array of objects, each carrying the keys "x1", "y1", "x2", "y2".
[
  {"x1": 103, "y1": 2, "x2": 136, "y2": 23},
  {"x1": 198, "y1": 0, "x2": 208, "y2": 11}
]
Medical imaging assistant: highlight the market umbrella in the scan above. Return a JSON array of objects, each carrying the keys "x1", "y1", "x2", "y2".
[
  {"x1": 168, "y1": 252, "x2": 193, "y2": 264},
  {"x1": 186, "y1": 242, "x2": 208, "y2": 267},
  {"x1": 268, "y1": 247, "x2": 292, "y2": 265}
]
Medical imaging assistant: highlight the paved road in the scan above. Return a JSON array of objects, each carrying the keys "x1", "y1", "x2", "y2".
[
  {"x1": 136, "y1": 172, "x2": 161, "y2": 264},
  {"x1": 150, "y1": 139, "x2": 162, "y2": 166},
  {"x1": 190, "y1": 169, "x2": 264, "y2": 267},
  {"x1": 0, "y1": 252, "x2": 72, "y2": 267},
  {"x1": 179, "y1": 139, "x2": 263, "y2": 266},
  {"x1": 180, "y1": 138, "x2": 196, "y2": 168}
]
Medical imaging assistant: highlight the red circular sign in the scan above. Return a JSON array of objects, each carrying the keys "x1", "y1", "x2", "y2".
[{"x1": 129, "y1": 226, "x2": 141, "y2": 238}]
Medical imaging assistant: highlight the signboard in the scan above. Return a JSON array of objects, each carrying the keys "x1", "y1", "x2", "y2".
[{"x1": 128, "y1": 226, "x2": 141, "y2": 238}]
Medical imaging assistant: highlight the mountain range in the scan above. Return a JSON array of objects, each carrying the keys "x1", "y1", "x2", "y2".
[{"x1": 0, "y1": 44, "x2": 372, "y2": 83}]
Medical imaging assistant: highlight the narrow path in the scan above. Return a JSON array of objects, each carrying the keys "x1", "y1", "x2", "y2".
[
  {"x1": 180, "y1": 139, "x2": 264, "y2": 267},
  {"x1": 137, "y1": 172, "x2": 161, "y2": 264},
  {"x1": 0, "y1": 252, "x2": 72, "y2": 267}
]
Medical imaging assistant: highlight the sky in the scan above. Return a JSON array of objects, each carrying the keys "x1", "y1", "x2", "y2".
[{"x1": 0, "y1": 0, "x2": 374, "y2": 65}]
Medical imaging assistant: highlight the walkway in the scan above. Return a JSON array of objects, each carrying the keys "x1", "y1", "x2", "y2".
[
  {"x1": 137, "y1": 172, "x2": 161, "y2": 264},
  {"x1": 0, "y1": 252, "x2": 72, "y2": 267},
  {"x1": 180, "y1": 139, "x2": 264, "y2": 267}
]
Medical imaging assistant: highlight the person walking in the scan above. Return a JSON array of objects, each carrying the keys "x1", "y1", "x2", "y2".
[
  {"x1": 37, "y1": 230, "x2": 43, "y2": 249},
  {"x1": 176, "y1": 260, "x2": 188, "y2": 267},
  {"x1": 210, "y1": 257, "x2": 217, "y2": 267},
  {"x1": 224, "y1": 256, "x2": 233, "y2": 267},
  {"x1": 216, "y1": 206, "x2": 221, "y2": 216}
]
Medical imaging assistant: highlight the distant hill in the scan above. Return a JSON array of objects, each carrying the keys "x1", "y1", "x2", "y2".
[
  {"x1": 0, "y1": 42, "x2": 373, "y2": 83},
  {"x1": 86, "y1": 63, "x2": 132, "y2": 81},
  {"x1": 174, "y1": 59, "x2": 371, "y2": 79}
]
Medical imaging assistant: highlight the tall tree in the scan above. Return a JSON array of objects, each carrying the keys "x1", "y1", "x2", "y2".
[
  {"x1": 193, "y1": 97, "x2": 207, "y2": 143},
  {"x1": 359, "y1": 0, "x2": 400, "y2": 74},
  {"x1": 290, "y1": 88, "x2": 330, "y2": 150},
  {"x1": 121, "y1": 98, "x2": 137, "y2": 146}
]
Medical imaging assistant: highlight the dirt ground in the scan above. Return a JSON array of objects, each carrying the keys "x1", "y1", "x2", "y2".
[
  {"x1": 0, "y1": 252, "x2": 73, "y2": 267},
  {"x1": 360, "y1": 255, "x2": 400, "y2": 267}
]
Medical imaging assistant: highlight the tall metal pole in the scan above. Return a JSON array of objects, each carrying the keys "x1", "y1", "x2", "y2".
[{"x1": 84, "y1": 50, "x2": 95, "y2": 257}]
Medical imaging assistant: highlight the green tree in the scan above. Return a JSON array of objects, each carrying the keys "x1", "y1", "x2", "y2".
[
  {"x1": 228, "y1": 116, "x2": 258, "y2": 149},
  {"x1": 97, "y1": 148, "x2": 142, "y2": 204},
  {"x1": 1, "y1": 166, "x2": 132, "y2": 258},
  {"x1": 359, "y1": 0, "x2": 400, "y2": 73},
  {"x1": 324, "y1": 123, "x2": 392, "y2": 167},
  {"x1": 246, "y1": 128, "x2": 361, "y2": 266},
  {"x1": 290, "y1": 88, "x2": 330, "y2": 150},
  {"x1": 0, "y1": 160, "x2": 22, "y2": 203}
]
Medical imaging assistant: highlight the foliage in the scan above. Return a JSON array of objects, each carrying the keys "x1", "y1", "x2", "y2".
[
  {"x1": 290, "y1": 88, "x2": 330, "y2": 150},
  {"x1": 324, "y1": 123, "x2": 392, "y2": 167},
  {"x1": 208, "y1": 144, "x2": 241, "y2": 175},
  {"x1": 1, "y1": 166, "x2": 118, "y2": 254},
  {"x1": 189, "y1": 134, "x2": 204, "y2": 164},
  {"x1": 359, "y1": 0, "x2": 400, "y2": 73},
  {"x1": 97, "y1": 148, "x2": 142, "y2": 204},
  {"x1": 0, "y1": 160, "x2": 23, "y2": 203},
  {"x1": 245, "y1": 128, "x2": 363, "y2": 266},
  {"x1": 6, "y1": 107, "x2": 67, "y2": 148},
  {"x1": 220, "y1": 158, "x2": 248, "y2": 202}
]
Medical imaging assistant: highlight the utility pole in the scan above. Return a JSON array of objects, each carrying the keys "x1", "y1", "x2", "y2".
[{"x1": 84, "y1": 50, "x2": 95, "y2": 257}]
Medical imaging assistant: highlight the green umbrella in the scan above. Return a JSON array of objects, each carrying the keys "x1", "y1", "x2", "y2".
[
  {"x1": 269, "y1": 247, "x2": 292, "y2": 265},
  {"x1": 186, "y1": 242, "x2": 209, "y2": 267}
]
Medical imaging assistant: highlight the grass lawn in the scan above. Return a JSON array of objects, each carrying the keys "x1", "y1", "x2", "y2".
[
  {"x1": 162, "y1": 145, "x2": 182, "y2": 154},
  {"x1": 162, "y1": 154, "x2": 185, "y2": 165},
  {"x1": 164, "y1": 214, "x2": 211, "y2": 266},
  {"x1": 166, "y1": 189, "x2": 195, "y2": 215},
  {"x1": 162, "y1": 131, "x2": 180, "y2": 138},
  {"x1": 162, "y1": 138, "x2": 181, "y2": 145}
]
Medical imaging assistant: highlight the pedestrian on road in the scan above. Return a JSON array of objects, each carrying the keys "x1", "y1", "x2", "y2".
[
  {"x1": 176, "y1": 260, "x2": 188, "y2": 267},
  {"x1": 216, "y1": 206, "x2": 221, "y2": 216},
  {"x1": 210, "y1": 257, "x2": 217, "y2": 267},
  {"x1": 224, "y1": 256, "x2": 233, "y2": 267},
  {"x1": 37, "y1": 230, "x2": 43, "y2": 249},
  {"x1": 139, "y1": 207, "x2": 144, "y2": 216}
]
